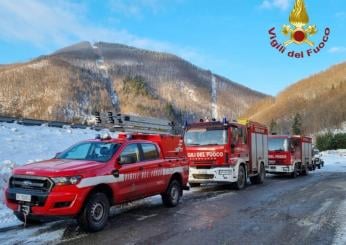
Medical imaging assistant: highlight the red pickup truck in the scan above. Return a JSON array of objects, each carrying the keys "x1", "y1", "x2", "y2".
[{"x1": 5, "y1": 133, "x2": 189, "y2": 232}]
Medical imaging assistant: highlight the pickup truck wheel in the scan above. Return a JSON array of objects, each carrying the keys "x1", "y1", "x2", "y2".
[
  {"x1": 78, "y1": 192, "x2": 110, "y2": 232},
  {"x1": 251, "y1": 163, "x2": 265, "y2": 184},
  {"x1": 14, "y1": 213, "x2": 42, "y2": 224},
  {"x1": 189, "y1": 183, "x2": 201, "y2": 188},
  {"x1": 232, "y1": 165, "x2": 246, "y2": 190},
  {"x1": 162, "y1": 179, "x2": 181, "y2": 207},
  {"x1": 317, "y1": 164, "x2": 321, "y2": 169}
]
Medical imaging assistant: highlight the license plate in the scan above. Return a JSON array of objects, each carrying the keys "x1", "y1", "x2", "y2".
[{"x1": 16, "y1": 193, "x2": 31, "y2": 202}]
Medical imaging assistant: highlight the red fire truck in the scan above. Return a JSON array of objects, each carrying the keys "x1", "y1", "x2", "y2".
[
  {"x1": 266, "y1": 135, "x2": 312, "y2": 177},
  {"x1": 184, "y1": 118, "x2": 268, "y2": 190},
  {"x1": 5, "y1": 133, "x2": 189, "y2": 232}
]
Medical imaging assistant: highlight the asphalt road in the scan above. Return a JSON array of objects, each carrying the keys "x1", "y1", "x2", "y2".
[{"x1": 61, "y1": 172, "x2": 346, "y2": 245}]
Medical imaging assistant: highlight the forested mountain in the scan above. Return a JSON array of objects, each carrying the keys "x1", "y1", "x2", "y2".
[
  {"x1": 244, "y1": 62, "x2": 346, "y2": 134},
  {"x1": 0, "y1": 41, "x2": 267, "y2": 123}
]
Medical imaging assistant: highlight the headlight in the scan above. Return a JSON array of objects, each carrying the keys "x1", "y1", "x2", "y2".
[
  {"x1": 51, "y1": 176, "x2": 82, "y2": 186},
  {"x1": 219, "y1": 170, "x2": 232, "y2": 175}
]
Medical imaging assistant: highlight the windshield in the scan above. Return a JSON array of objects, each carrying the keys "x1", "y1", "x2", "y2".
[
  {"x1": 56, "y1": 142, "x2": 121, "y2": 162},
  {"x1": 184, "y1": 128, "x2": 227, "y2": 146},
  {"x1": 268, "y1": 138, "x2": 289, "y2": 151}
]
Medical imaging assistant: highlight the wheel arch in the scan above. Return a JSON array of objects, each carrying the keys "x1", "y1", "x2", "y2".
[
  {"x1": 170, "y1": 172, "x2": 183, "y2": 185},
  {"x1": 84, "y1": 184, "x2": 114, "y2": 208},
  {"x1": 167, "y1": 173, "x2": 183, "y2": 193},
  {"x1": 239, "y1": 162, "x2": 247, "y2": 178}
]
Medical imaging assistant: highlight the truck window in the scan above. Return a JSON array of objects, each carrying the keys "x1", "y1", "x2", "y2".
[
  {"x1": 241, "y1": 128, "x2": 247, "y2": 144},
  {"x1": 184, "y1": 128, "x2": 227, "y2": 146},
  {"x1": 231, "y1": 127, "x2": 240, "y2": 144},
  {"x1": 120, "y1": 144, "x2": 140, "y2": 164},
  {"x1": 61, "y1": 143, "x2": 90, "y2": 160},
  {"x1": 56, "y1": 142, "x2": 120, "y2": 162},
  {"x1": 141, "y1": 143, "x2": 159, "y2": 160},
  {"x1": 231, "y1": 127, "x2": 246, "y2": 144},
  {"x1": 268, "y1": 138, "x2": 289, "y2": 151}
]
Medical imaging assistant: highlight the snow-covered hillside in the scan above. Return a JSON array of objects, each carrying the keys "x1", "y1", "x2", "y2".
[{"x1": 0, "y1": 122, "x2": 111, "y2": 230}]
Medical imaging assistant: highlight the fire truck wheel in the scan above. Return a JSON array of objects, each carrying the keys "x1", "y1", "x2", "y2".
[
  {"x1": 291, "y1": 164, "x2": 298, "y2": 178},
  {"x1": 162, "y1": 179, "x2": 182, "y2": 207},
  {"x1": 301, "y1": 165, "x2": 309, "y2": 176},
  {"x1": 78, "y1": 192, "x2": 110, "y2": 232},
  {"x1": 14, "y1": 213, "x2": 42, "y2": 224},
  {"x1": 189, "y1": 183, "x2": 201, "y2": 188},
  {"x1": 251, "y1": 163, "x2": 265, "y2": 184},
  {"x1": 232, "y1": 165, "x2": 246, "y2": 190}
]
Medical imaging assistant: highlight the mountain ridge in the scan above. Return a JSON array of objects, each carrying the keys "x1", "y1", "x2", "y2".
[
  {"x1": 0, "y1": 41, "x2": 269, "y2": 124},
  {"x1": 244, "y1": 62, "x2": 346, "y2": 134}
]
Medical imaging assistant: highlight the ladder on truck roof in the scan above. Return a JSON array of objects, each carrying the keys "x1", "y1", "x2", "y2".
[{"x1": 93, "y1": 112, "x2": 176, "y2": 134}]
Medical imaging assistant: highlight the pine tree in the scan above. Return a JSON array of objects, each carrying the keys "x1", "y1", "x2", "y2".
[
  {"x1": 292, "y1": 113, "x2": 302, "y2": 135},
  {"x1": 269, "y1": 119, "x2": 278, "y2": 134}
]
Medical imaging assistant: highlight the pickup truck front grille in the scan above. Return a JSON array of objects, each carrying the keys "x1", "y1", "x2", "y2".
[{"x1": 9, "y1": 175, "x2": 54, "y2": 193}]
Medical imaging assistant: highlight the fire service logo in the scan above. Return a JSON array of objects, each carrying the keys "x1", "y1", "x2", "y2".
[{"x1": 268, "y1": 0, "x2": 330, "y2": 58}]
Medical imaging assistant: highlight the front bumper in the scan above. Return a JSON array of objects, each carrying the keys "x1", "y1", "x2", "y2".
[
  {"x1": 265, "y1": 164, "x2": 294, "y2": 174},
  {"x1": 189, "y1": 166, "x2": 237, "y2": 183},
  {"x1": 5, "y1": 185, "x2": 90, "y2": 217}
]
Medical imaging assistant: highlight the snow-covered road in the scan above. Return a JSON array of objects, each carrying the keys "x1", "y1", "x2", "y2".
[{"x1": 0, "y1": 122, "x2": 346, "y2": 244}]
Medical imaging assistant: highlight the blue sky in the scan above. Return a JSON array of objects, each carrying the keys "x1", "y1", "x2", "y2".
[{"x1": 0, "y1": 0, "x2": 345, "y2": 95}]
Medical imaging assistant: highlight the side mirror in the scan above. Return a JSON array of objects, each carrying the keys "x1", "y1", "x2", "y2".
[
  {"x1": 119, "y1": 156, "x2": 133, "y2": 165},
  {"x1": 231, "y1": 144, "x2": 235, "y2": 153}
]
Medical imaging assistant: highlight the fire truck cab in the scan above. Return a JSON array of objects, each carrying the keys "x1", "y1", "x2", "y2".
[
  {"x1": 266, "y1": 135, "x2": 311, "y2": 177},
  {"x1": 184, "y1": 119, "x2": 268, "y2": 190}
]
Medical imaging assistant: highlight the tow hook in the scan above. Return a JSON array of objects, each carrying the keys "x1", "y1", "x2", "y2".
[{"x1": 19, "y1": 205, "x2": 30, "y2": 227}]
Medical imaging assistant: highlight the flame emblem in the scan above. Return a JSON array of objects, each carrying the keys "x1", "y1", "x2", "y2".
[{"x1": 282, "y1": 0, "x2": 317, "y2": 46}]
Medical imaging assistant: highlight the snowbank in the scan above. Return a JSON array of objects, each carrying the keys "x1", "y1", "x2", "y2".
[
  {"x1": 320, "y1": 149, "x2": 346, "y2": 172},
  {"x1": 0, "y1": 122, "x2": 111, "y2": 228}
]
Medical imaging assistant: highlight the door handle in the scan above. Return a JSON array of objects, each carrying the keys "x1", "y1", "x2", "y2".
[{"x1": 112, "y1": 170, "x2": 119, "y2": 178}]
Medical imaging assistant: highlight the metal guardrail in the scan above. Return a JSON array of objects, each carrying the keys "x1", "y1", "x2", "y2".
[
  {"x1": 0, "y1": 113, "x2": 177, "y2": 134},
  {"x1": 0, "y1": 116, "x2": 84, "y2": 129}
]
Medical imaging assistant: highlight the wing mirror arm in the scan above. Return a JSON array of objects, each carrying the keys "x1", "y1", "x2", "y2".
[{"x1": 231, "y1": 144, "x2": 235, "y2": 153}]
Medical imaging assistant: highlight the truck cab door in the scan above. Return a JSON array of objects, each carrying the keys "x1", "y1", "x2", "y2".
[
  {"x1": 116, "y1": 144, "x2": 142, "y2": 201},
  {"x1": 138, "y1": 143, "x2": 165, "y2": 196}
]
